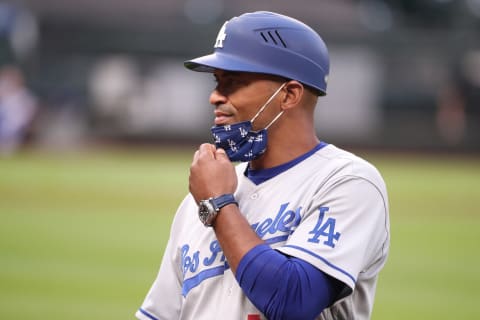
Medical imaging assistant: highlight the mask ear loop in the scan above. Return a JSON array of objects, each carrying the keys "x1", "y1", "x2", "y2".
[
  {"x1": 265, "y1": 109, "x2": 285, "y2": 130},
  {"x1": 250, "y1": 82, "x2": 287, "y2": 124}
]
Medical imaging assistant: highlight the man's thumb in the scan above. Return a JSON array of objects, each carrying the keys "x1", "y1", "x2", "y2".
[{"x1": 215, "y1": 148, "x2": 228, "y2": 159}]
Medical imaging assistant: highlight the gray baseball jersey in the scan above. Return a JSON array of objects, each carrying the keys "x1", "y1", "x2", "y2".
[{"x1": 136, "y1": 144, "x2": 390, "y2": 320}]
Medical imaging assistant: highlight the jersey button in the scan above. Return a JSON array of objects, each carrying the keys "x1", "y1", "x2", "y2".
[{"x1": 250, "y1": 193, "x2": 258, "y2": 199}]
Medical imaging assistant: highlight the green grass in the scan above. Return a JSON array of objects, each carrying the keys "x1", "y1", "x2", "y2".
[
  {"x1": 366, "y1": 153, "x2": 480, "y2": 319},
  {"x1": 0, "y1": 147, "x2": 479, "y2": 319},
  {"x1": 0, "y1": 148, "x2": 191, "y2": 319}
]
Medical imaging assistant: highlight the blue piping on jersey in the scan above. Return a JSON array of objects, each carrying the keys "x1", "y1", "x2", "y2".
[
  {"x1": 138, "y1": 308, "x2": 159, "y2": 320},
  {"x1": 283, "y1": 244, "x2": 356, "y2": 284},
  {"x1": 264, "y1": 234, "x2": 289, "y2": 245},
  {"x1": 182, "y1": 265, "x2": 225, "y2": 296}
]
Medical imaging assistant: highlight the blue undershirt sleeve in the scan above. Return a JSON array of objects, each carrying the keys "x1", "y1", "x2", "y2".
[{"x1": 235, "y1": 244, "x2": 343, "y2": 320}]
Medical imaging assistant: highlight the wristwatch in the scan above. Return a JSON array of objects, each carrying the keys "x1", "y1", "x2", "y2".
[{"x1": 198, "y1": 194, "x2": 238, "y2": 227}]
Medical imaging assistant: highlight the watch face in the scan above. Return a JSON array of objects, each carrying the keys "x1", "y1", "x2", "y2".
[{"x1": 198, "y1": 200, "x2": 215, "y2": 226}]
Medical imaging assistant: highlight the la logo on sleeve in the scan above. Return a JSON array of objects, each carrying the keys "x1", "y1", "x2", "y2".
[{"x1": 307, "y1": 206, "x2": 341, "y2": 248}]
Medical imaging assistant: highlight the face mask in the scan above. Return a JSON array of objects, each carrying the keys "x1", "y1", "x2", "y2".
[{"x1": 211, "y1": 83, "x2": 286, "y2": 162}]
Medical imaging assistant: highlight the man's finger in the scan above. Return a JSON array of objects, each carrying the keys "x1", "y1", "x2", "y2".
[{"x1": 198, "y1": 143, "x2": 216, "y2": 158}]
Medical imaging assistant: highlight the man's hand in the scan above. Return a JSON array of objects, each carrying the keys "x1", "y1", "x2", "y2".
[{"x1": 189, "y1": 143, "x2": 238, "y2": 203}]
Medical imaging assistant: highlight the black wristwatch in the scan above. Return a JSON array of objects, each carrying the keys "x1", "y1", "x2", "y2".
[{"x1": 198, "y1": 194, "x2": 238, "y2": 227}]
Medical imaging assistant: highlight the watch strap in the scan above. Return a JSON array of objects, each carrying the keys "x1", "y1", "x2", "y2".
[{"x1": 211, "y1": 194, "x2": 238, "y2": 211}]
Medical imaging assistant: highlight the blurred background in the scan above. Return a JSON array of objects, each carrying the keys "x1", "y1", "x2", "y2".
[
  {"x1": 0, "y1": 0, "x2": 479, "y2": 152},
  {"x1": 0, "y1": 0, "x2": 479, "y2": 319}
]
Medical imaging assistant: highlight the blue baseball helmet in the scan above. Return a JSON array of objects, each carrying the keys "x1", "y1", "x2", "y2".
[{"x1": 184, "y1": 11, "x2": 330, "y2": 96}]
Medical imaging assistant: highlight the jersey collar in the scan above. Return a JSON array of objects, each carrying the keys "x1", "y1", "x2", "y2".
[{"x1": 245, "y1": 141, "x2": 328, "y2": 185}]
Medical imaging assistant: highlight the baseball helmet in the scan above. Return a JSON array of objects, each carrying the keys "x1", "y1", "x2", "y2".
[{"x1": 184, "y1": 11, "x2": 330, "y2": 96}]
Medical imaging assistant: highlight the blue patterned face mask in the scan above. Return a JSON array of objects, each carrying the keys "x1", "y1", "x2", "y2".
[{"x1": 211, "y1": 83, "x2": 286, "y2": 162}]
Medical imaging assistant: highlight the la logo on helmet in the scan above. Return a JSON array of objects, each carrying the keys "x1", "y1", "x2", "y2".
[{"x1": 214, "y1": 21, "x2": 228, "y2": 48}]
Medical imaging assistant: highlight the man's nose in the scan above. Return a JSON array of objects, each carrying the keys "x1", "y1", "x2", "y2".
[{"x1": 209, "y1": 89, "x2": 228, "y2": 106}]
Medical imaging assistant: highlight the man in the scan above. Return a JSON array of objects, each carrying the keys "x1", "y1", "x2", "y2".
[
  {"x1": 0, "y1": 65, "x2": 37, "y2": 156},
  {"x1": 136, "y1": 11, "x2": 390, "y2": 320}
]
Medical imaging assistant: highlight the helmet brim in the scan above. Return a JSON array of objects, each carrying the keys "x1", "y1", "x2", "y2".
[{"x1": 185, "y1": 52, "x2": 278, "y2": 76}]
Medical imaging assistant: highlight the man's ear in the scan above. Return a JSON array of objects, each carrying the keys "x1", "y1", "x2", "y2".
[{"x1": 281, "y1": 80, "x2": 304, "y2": 110}]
